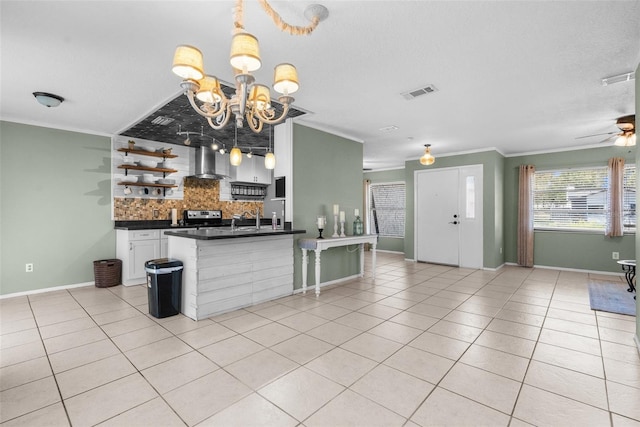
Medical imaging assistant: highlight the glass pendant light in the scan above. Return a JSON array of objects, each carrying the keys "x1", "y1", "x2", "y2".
[
  {"x1": 419, "y1": 144, "x2": 435, "y2": 165},
  {"x1": 230, "y1": 123, "x2": 242, "y2": 166}
]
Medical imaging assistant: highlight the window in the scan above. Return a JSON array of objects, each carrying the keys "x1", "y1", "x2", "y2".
[
  {"x1": 623, "y1": 165, "x2": 636, "y2": 231},
  {"x1": 533, "y1": 165, "x2": 635, "y2": 232},
  {"x1": 369, "y1": 182, "x2": 405, "y2": 237}
]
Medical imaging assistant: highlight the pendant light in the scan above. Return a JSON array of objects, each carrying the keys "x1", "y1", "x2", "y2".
[
  {"x1": 419, "y1": 144, "x2": 435, "y2": 165},
  {"x1": 230, "y1": 122, "x2": 242, "y2": 166},
  {"x1": 265, "y1": 125, "x2": 276, "y2": 170}
]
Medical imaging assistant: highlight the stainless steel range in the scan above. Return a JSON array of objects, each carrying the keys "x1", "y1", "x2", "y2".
[{"x1": 183, "y1": 210, "x2": 223, "y2": 227}]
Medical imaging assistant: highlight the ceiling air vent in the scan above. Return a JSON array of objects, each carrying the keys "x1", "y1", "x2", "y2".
[
  {"x1": 151, "y1": 116, "x2": 175, "y2": 126},
  {"x1": 401, "y1": 84, "x2": 438, "y2": 100}
]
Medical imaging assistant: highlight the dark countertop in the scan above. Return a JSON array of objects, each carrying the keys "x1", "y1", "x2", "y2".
[
  {"x1": 114, "y1": 219, "x2": 280, "y2": 230},
  {"x1": 164, "y1": 228, "x2": 306, "y2": 240}
]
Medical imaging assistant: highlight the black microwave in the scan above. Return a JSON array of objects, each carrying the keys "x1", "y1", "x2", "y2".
[{"x1": 275, "y1": 176, "x2": 285, "y2": 198}]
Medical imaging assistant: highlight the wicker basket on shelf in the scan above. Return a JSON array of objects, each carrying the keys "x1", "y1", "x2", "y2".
[{"x1": 93, "y1": 259, "x2": 122, "y2": 288}]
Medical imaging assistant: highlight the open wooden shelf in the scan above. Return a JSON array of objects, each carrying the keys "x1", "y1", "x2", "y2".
[
  {"x1": 117, "y1": 182, "x2": 178, "y2": 188},
  {"x1": 117, "y1": 148, "x2": 178, "y2": 158},
  {"x1": 118, "y1": 165, "x2": 178, "y2": 174}
]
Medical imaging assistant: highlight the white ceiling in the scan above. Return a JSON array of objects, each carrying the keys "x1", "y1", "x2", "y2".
[{"x1": 1, "y1": 1, "x2": 639, "y2": 170}]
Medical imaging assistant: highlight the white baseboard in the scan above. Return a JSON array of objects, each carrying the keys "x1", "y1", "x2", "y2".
[
  {"x1": 0, "y1": 281, "x2": 95, "y2": 300},
  {"x1": 531, "y1": 264, "x2": 625, "y2": 277},
  {"x1": 375, "y1": 249, "x2": 404, "y2": 255},
  {"x1": 483, "y1": 263, "x2": 505, "y2": 272},
  {"x1": 293, "y1": 273, "x2": 361, "y2": 294}
]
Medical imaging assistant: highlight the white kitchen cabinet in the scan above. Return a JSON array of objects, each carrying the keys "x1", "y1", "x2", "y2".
[
  {"x1": 130, "y1": 239, "x2": 160, "y2": 280},
  {"x1": 116, "y1": 229, "x2": 160, "y2": 285},
  {"x1": 231, "y1": 156, "x2": 272, "y2": 185}
]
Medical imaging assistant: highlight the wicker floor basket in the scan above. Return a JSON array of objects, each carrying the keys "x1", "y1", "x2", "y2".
[{"x1": 93, "y1": 259, "x2": 122, "y2": 288}]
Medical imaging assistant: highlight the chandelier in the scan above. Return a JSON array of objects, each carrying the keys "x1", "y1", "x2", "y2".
[{"x1": 171, "y1": 0, "x2": 328, "y2": 134}]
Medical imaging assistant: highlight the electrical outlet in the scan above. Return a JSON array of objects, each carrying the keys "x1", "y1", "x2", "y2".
[
  {"x1": 612, "y1": 252, "x2": 619, "y2": 260},
  {"x1": 25, "y1": 263, "x2": 33, "y2": 273},
  {"x1": 153, "y1": 209, "x2": 159, "y2": 219}
]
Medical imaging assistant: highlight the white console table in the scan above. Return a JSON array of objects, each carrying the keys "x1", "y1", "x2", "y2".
[{"x1": 298, "y1": 235, "x2": 377, "y2": 295}]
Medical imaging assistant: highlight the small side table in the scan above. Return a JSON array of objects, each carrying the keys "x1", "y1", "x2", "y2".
[{"x1": 617, "y1": 260, "x2": 636, "y2": 299}]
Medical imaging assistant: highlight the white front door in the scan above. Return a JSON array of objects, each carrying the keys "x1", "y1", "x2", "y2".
[{"x1": 415, "y1": 165, "x2": 483, "y2": 268}]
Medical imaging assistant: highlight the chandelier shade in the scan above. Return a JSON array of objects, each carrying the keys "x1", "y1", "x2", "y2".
[
  {"x1": 230, "y1": 32, "x2": 261, "y2": 72},
  {"x1": 273, "y1": 63, "x2": 299, "y2": 95},
  {"x1": 172, "y1": 45, "x2": 204, "y2": 81},
  {"x1": 249, "y1": 84, "x2": 271, "y2": 111},
  {"x1": 196, "y1": 75, "x2": 223, "y2": 103}
]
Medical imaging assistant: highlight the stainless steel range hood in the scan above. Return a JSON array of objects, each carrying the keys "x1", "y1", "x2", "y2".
[{"x1": 189, "y1": 145, "x2": 228, "y2": 180}]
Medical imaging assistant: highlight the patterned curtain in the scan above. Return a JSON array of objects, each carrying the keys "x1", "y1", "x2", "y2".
[
  {"x1": 517, "y1": 165, "x2": 535, "y2": 267},
  {"x1": 606, "y1": 157, "x2": 625, "y2": 237}
]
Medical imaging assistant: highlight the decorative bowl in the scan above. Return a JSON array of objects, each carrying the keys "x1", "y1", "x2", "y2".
[
  {"x1": 139, "y1": 160, "x2": 158, "y2": 168},
  {"x1": 139, "y1": 146, "x2": 156, "y2": 152}
]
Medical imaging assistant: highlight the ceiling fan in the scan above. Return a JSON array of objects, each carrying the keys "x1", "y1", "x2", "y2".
[{"x1": 576, "y1": 114, "x2": 636, "y2": 146}]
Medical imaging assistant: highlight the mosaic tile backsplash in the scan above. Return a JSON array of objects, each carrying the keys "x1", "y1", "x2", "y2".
[{"x1": 114, "y1": 177, "x2": 263, "y2": 220}]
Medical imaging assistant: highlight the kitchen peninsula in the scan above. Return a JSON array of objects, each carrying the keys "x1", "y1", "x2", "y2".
[{"x1": 165, "y1": 227, "x2": 305, "y2": 320}]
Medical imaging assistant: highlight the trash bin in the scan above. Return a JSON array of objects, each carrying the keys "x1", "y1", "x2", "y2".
[{"x1": 145, "y1": 258, "x2": 183, "y2": 318}]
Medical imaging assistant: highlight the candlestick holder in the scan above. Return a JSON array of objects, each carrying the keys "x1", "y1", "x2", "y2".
[
  {"x1": 332, "y1": 214, "x2": 339, "y2": 237},
  {"x1": 340, "y1": 221, "x2": 346, "y2": 237},
  {"x1": 317, "y1": 215, "x2": 326, "y2": 239}
]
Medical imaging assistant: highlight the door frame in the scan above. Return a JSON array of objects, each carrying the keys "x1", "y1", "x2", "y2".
[{"x1": 414, "y1": 164, "x2": 484, "y2": 268}]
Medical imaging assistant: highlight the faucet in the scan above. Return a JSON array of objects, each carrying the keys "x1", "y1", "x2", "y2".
[
  {"x1": 237, "y1": 208, "x2": 261, "y2": 229},
  {"x1": 231, "y1": 214, "x2": 242, "y2": 231}
]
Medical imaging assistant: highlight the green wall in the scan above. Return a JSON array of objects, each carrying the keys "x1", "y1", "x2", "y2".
[
  {"x1": 0, "y1": 121, "x2": 115, "y2": 295},
  {"x1": 363, "y1": 168, "x2": 405, "y2": 253},
  {"x1": 292, "y1": 125, "x2": 363, "y2": 289},
  {"x1": 404, "y1": 150, "x2": 505, "y2": 269},
  {"x1": 504, "y1": 145, "x2": 636, "y2": 272}
]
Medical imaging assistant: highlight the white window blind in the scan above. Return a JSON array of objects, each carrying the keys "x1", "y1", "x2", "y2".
[
  {"x1": 370, "y1": 183, "x2": 405, "y2": 237},
  {"x1": 533, "y1": 165, "x2": 636, "y2": 232}
]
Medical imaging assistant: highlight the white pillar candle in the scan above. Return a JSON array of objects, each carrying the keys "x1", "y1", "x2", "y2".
[
  {"x1": 354, "y1": 208, "x2": 359, "y2": 217},
  {"x1": 317, "y1": 217, "x2": 324, "y2": 228},
  {"x1": 339, "y1": 211, "x2": 345, "y2": 222},
  {"x1": 333, "y1": 204, "x2": 339, "y2": 215}
]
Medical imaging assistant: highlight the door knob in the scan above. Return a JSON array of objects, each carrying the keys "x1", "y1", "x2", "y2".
[{"x1": 448, "y1": 221, "x2": 458, "y2": 225}]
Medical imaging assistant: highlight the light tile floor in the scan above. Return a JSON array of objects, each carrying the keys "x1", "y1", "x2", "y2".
[{"x1": 1, "y1": 253, "x2": 639, "y2": 426}]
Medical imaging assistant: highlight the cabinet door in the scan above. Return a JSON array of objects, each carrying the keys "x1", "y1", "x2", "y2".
[
  {"x1": 130, "y1": 239, "x2": 160, "y2": 280},
  {"x1": 253, "y1": 157, "x2": 272, "y2": 184},
  {"x1": 160, "y1": 238, "x2": 168, "y2": 258},
  {"x1": 233, "y1": 156, "x2": 255, "y2": 183}
]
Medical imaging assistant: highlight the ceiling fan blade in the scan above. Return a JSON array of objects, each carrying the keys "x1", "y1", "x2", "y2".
[
  {"x1": 575, "y1": 131, "x2": 618, "y2": 140},
  {"x1": 597, "y1": 134, "x2": 617, "y2": 144}
]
